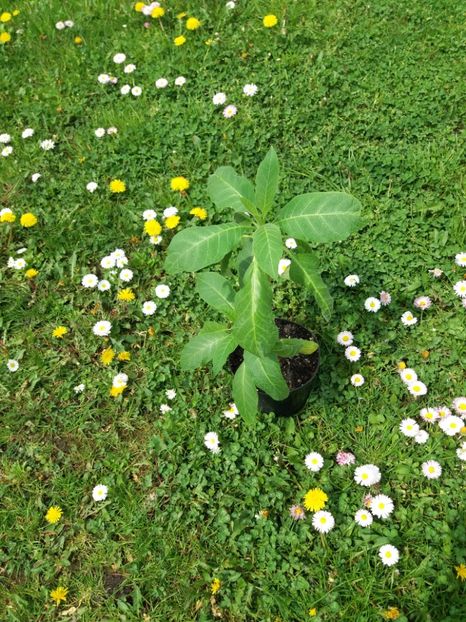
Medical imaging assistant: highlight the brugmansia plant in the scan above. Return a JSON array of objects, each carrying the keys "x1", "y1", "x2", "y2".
[{"x1": 164, "y1": 148, "x2": 362, "y2": 424}]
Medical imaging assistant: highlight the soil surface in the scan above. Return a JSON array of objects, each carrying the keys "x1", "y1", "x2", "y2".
[{"x1": 229, "y1": 319, "x2": 319, "y2": 391}]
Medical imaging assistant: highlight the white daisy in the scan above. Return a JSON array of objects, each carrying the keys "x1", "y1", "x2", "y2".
[
  {"x1": 163, "y1": 206, "x2": 178, "y2": 219},
  {"x1": 155, "y1": 78, "x2": 168, "y2": 89},
  {"x1": 131, "y1": 86, "x2": 142, "y2": 97},
  {"x1": 120, "y1": 84, "x2": 131, "y2": 95},
  {"x1": 7, "y1": 359, "x2": 19, "y2": 372},
  {"x1": 94, "y1": 127, "x2": 106, "y2": 138},
  {"x1": 64, "y1": 20, "x2": 74, "y2": 28},
  {"x1": 142, "y1": 300, "x2": 157, "y2": 316},
  {"x1": 113, "y1": 52, "x2": 126, "y2": 64},
  {"x1": 355, "y1": 509, "x2": 373, "y2": 527},
  {"x1": 166, "y1": 389, "x2": 176, "y2": 400},
  {"x1": 226, "y1": 1, "x2": 236, "y2": 9},
  {"x1": 204, "y1": 431, "x2": 220, "y2": 453},
  {"x1": 74, "y1": 383, "x2": 85, "y2": 393},
  {"x1": 243, "y1": 83, "x2": 258, "y2": 96},
  {"x1": 86, "y1": 181, "x2": 98, "y2": 192},
  {"x1": 337, "y1": 331, "x2": 353, "y2": 346},
  {"x1": 92, "y1": 320, "x2": 112, "y2": 337},
  {"x1": 223, "y1": 105, "x2": 237, "y2": 118},
  {"x1": 98, "y1": 73, "x2": 111, "y2": 84},
  {"x1": 31, "y1": 173, "x2": 41, "y2": 183},
  {"x1": 124, "y1": 63, "x2": 136, "y2": 73},
  {"x1": 453, "y1": 281, "x2": 466, "y2": 298},
  {"x1": 364, "y1": 297, "x2": 381, "y2": 312},
  {"x1": 92, "y1": 484, "x2": 108, "y2": 501},
  {"x1": 175, "y1": 76, "x2": 186, "y2": 86},
  {"x1": 223, "y1": 403, "x2": 239, "y2": 419},
  {"x1": 414, "y1": 430, "x2": 429, "y2": 444},
  {"x1": 400, "y1": 368, "x2": 417, "y2": 384},
  {"x1": 98, "y1": 280, "x2": 111, "y2": 292},
  {"x1": 212, "y1": 92, "x2": 227, "y2": 105},
  {"x1": 0, "y1": 133, "x2": 11, "y2": 143},
  {"x1": 107, "y1": 127, "x2": 117, "y2": 135},
  {"x1": 160, "y1": 404, "x2": 172, "y2": 414},
  {"x1": 414, "y1": 296, "x2": 432, "y2": 310},
  {"x1": 456, "y1": 443, "x2": 466, "y2": 461},
  {"x1": 401, "y1": 311, "x2": 417, "y2": 326},
  {"x1": 312, "y1": 510, "x2": 335, "y2": 533},
  {"x1": 13, "y1": 258, "x2": 26, "y2": 269},
  {"x1": 354, "y1": 464, "x2": 381, "y2": 486},
  {"x1": 379, "y1": 291, "x2": 391, "y2": 306},
  {"x1": 100, "y1": 255, "x2": 116, "y2": 269},
  {"x1": 304, "y1": 452, "x2": 324, "y2": 472},
  {"x1": 422, "y1": 460, "x2": 442, "y2": 479},
  {"x1": 55, "y1": 21, "x2": 65, "y2": 30},
  {"x1": 119, "y1": 269, "x2": 133, "y2": 282},
  {"x1": 344, "y1": 274, "x2": 360, "y2": 287},
  {"x1": 143, "y1": 209, "x2": 157, "y2": 221},
  {"x1": 429, "y1": 268, "x2": 443, "y2": 278},
  {"x1": 436, "y1": 406, "x2": 451, "y2": 419},
  {"x1": 399, "y1": 418, "x2": 419, "y2": 437},
  {"x1": 285, "y1": 238, "x2": 297, "y2": 249},
  {"x1": 407, "y1": 380, "x2": 428, "y2": 397},
  {"x1": 455, "y1": 252, "x2": 466, "y2": 267},
  {"x1": 452, "y1": 397, "x2": 466, "y2": 416},
  {"x1": 438, "y1": 415, "x2": 463, "y2": 436},
  {"x1": 345, "y1": 346, "x2": 361, "y2": 362},
  {"x1": 1, "y1": 146, "x2": 13, "y2": 157},
  {"x1": 278, "y1": 258, "x2": 291, "y2": 275},
  {"x1": 379, "y1": 544, "x2": 399, "y2": 566},
  {"x1": 81, "y1": 274, "x2": 98, "y2": 288},
  {"x1": 112, "y1": 373, "x2": 128, "y2": 388},
  {"x1": 351, "y1": 374, "x2": 365, "y2": 387},
  {"x1": 371, "y1": 494, "x2": 394, "y2": 519},
  {"x1": 155, "y1": 284, "x2": 170, "y2": 299}
]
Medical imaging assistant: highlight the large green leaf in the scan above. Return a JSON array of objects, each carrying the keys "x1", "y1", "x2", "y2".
[
  {"x1": 164, "y1": 223, "x2": 245, "y2": 274},
  {"x1": 255, "y1": 147, "x2": 279, "y2": 216},
  {"x1": 244, "y1": 352, "x2": 289, "y2": 401},
  {"x1": 207, "y1": 166, "x2": 256, "y2": 213},
  {"x1": 289, "y1": 253, "x2": 333, "y2": 320},
  {"x1": 180, "y1": 322, "x2": 237, "y2": 375},
  {"x1": 196, "y1": 272, "x2": 235, "y2": 319},
  {"x1": 236, "y1": 237, "x2": 253, "y2": 287},
  {"x1": 233, "y1": 258, "x2": 278, "y2": 356},
  {"x1": 252, "y1": 223, "x2": 282, "y2": 279},
  {"x1": 277, "y1": 192, "x2": 361, "y2": 243},
  {"x1": 232, "y1": 361, "x2": 258, "y2": 426},
  {"x1": 273, "y1": 338, "x2": 319, "y2": 357}
]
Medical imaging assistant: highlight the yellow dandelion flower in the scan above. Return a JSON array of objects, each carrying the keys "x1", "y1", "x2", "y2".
[
  {"x1": 383, "y1": 607, "x2": 401, "y2": 620},
  {"x1": 174, "y1": 35, "x2": 186, "y2": 46},
  {"x1": 0, "y1": 32, "x2": 11, "y2": 44},
  {"x1": 110, "y1": 385, "x2": 125, "y2": 397},
  {"x1": 52, "y1": 326, "x2": 68, "y2": 339},
  {"x1": 170, "y1": 176, "x2": 190, "y2": 192},
  {"x1": 421, "y1": 350, "x2": 430, "y2": 359},
  {"x1": 205, "y1": 38, "x2": 214, "y2": 46},
  {"x1": 355, "y1": 425, "x2": 364, "y2": 432},
  {"x1": 25, "y1": 268, "x2": 38, "y2": 279},
  {"x1": 165, "y1": 215, "x2": 180, "y2": 229},
  {"x1": 151, "y1": 6, "x2": 165, "y2": 18},
  {"x1": 1, "y1": 210, "x2": 15, "y2": 222},
  {"x1": 148, "y1": 326, "x2": 155, "y2": 336},
  {"x1": 190, "y1": 207, "x2": 207, "y2": 220},
  {"x1": 303, "y1": 488, "x2": 328, "y2": 512},
  {"x1": 211, "y1": 578, "x2": 221, "y2": 594},
  {"x1": 74, "y1": 36, "x2": 83, "y2": 44},
  {"x1": 45, "y1": 506, "x2": 63, "y2": 524},
  {"x1": 186, "y1": 17, "x2": 201, "y2": 30},
  {"x1": 118, "y1": 351, "x2": 131, "y2": 361},
  {"x1": 20, "y1": 213, "x2": 38, "y2": 227},
  {"x1": 117, "y1": 288, "x2": 135, "y2": 302},
  {"x1": 144, "y1": 219, "x2": 162, "y2": 236},
  {"x1": 0, "y1": 12, "x2": 12, "y2": 22},
  {"x1": 456, "y1": 564, "x2": 466, "y2": 581},
  {"x1": 134, "y1": 1, "x2": 145, "y2": 11},
  {"x1": 397, "y1": 361, "x2": 406, "y2": 370},
  {"x1": 50, "y1": 586, "x2": 68, "y2": 605},
  {"x1": 177, "y1": 12, "x2": 187, "y2": 19},
  {"x1": 263, "y1": 14, "x2": 278, "y2": 28},
  {"x1": 13, "y1": 9, "x2": 20, "y2": 16},
  {"x1": 109, "y1": 179, "x2": 126, "y2": 193},
  {"x1": 309, "y1": 609, "x2": 317, "y2": 617},
  {"x1": 100, "y1": 347, "x2": 115, "y2": 366},
  {"x1": 460, "y1": 426, "x2": 466, "y2": 436}
]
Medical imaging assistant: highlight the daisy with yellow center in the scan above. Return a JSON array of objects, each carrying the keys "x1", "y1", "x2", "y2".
[
  {"x1": 117, "y1": 288, "x2": 135, "y2": 302},
  {"x1": 303, "y1": 488, "x2": 328, "y2": 512},
  {"x1": 170, "y1": 176, "x2": 190, "y2": 192},
  {"x1": 45, "y1": 506, "x2": 63, "y2": 524},
  {"x1": 109, "y1": 179, "x2": 126, "y2": 193},
  {"x1": 190, "y1": 207, "x2": 207, "y2": 220},
  {"x1": 50, "y1": 586, "x2": 68, "y2": 605},
  {"x1": 52, "y1": 326, "x2": 68, "y2": 338}
]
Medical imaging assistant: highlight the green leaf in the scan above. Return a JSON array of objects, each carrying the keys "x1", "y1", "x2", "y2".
[
  {"x1": 244, "y1": 352, "x2": 289, "y2": 401},
  {"x1": 236, "y1": 237, "x2": 253, "y2": 287},
  {"x1": 164, "y1": 223, "x2": 246, "y2": 274},
  {"x1": 252, "y1": 223, "x2": 282, "y2": 279},
  {"x1": 207, "y1": 166, "x2": 256, "y2": 213},
  {"x1": 196, "y1": 272, "x2": 235, "y2": 319},
  {"x1": 289, "y1": 253, "x2": 334, "y2": 320},
  {"x1": 180, "y1": 322, "x2": 237, "y2": 375},
  {"x1": 277, "y1": 192, "x2": 362, "y2": 243},
  {"x1": 273, "y1": 338, "x2": 319, "y2": 357},
  {"x1": 233, "y1": 258, "x2": 278, "y2": 356},
  {"x1": 255, "y1": 147, "x2": 279, "y2": 216},
  {"x1": 232, "y1": 361, "x2": 258, "y2": 426}
]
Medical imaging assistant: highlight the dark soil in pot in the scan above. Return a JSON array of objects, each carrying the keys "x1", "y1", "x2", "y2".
[{"x1": 228, "y1": 318, "x2": 320, "y2": 416}]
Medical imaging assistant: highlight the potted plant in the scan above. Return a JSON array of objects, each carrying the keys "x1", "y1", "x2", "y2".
[{"x1": 164, "y1": 148, "x2": 361, "y2": 424}]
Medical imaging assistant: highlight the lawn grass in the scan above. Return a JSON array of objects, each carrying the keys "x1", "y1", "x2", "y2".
[{"x1": 0, "y1": 0, "x2": 465, "y2": 620}]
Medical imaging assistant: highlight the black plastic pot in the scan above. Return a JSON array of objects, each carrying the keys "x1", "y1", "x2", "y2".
[{"x1": 229, "y1": 319, "x2": 320, "y2": 417}]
